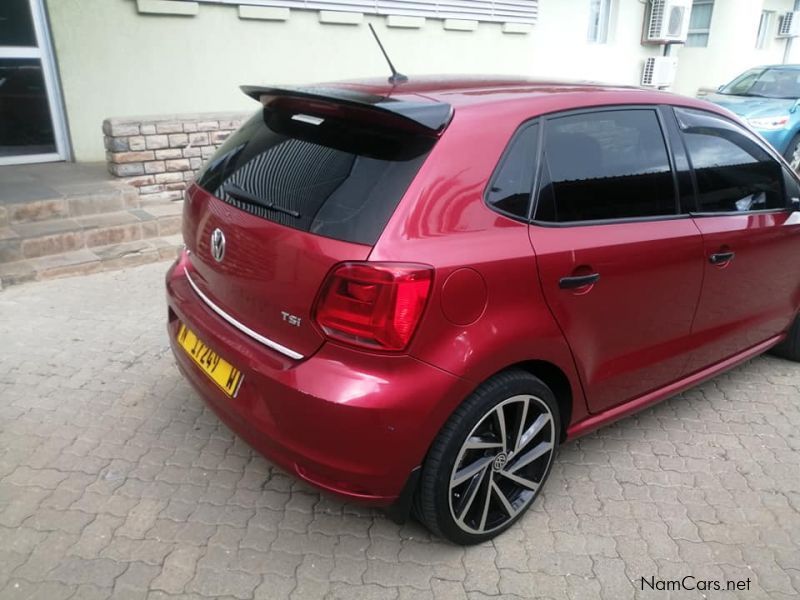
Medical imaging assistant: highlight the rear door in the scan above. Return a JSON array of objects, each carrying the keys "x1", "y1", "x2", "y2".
[
  {"x1": 530, "y1": 107, "x2": 705, "y2": 414},
  {"x1": 671, "y1": 107, "x2": 800, "y2": 370},
  {"x1": 183, "y1": 90, "x2": 443, "y2": 359}
]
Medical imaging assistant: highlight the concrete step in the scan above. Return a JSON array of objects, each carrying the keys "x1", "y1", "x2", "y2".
[
  {"x1": 0, "y1": 181, "x2": 141, "y2": 226},
  {"x1": 0, "y1": 234, "x2": 183, "y2": 289},
  {"x1": 0, "y1": 161, "x2": 144, "y2": 226},
  {"x1": 0, "y1": 201, "x2": 183, "y2": 263}
]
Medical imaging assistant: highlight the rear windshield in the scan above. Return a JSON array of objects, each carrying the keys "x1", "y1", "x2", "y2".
[{"x1": 195, "y1": 107, "x2": 436, "y2": 245}]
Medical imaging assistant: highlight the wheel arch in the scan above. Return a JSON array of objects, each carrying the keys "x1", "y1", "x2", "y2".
[
  {"x1": 435, "y1": 358, "x2": 579, "y2": 448},
  {"x1": 496, "y1": 360, "x2": 574, "y2": 442}
]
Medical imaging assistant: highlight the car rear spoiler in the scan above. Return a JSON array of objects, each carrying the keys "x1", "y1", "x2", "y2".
[{"x1": 241, "y1": 85, "x2": 453, "y2": 136}]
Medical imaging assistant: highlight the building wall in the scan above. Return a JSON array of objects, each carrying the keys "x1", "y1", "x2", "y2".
[
  {"x1": 526, "y1": 0, "x2": 662, "y2": 84},
  {"x1": 43, "y1": 0, "x2": 800, "y2": 163},
  {"x1": 672, "y1": 0, "x2": 800, "y2": 96},
  {"x1": 45, "y1": 0, "x2": 661, "y2": 162}
]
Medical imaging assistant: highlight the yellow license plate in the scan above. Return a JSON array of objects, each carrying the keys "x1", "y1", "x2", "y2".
[{"x1": 177, "y1": 323, "x2": 243, "y2": 397}]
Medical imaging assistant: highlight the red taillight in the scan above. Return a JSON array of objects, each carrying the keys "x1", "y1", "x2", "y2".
[{"x1": 314, "y1": 262, "x2": 433, "y2": 351}]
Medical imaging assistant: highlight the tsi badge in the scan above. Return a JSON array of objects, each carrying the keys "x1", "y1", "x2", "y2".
[
  {"x1": 281, "y1": 311, "x2": 302, "y2": 327},
  {"x1": 210, "y1": 228, "x2": 226, "y2": 263}
]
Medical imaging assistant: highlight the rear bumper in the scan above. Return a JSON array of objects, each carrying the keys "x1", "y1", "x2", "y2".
[{"x1": 165, "y1": 251, "x2": 472, "y2": 505}]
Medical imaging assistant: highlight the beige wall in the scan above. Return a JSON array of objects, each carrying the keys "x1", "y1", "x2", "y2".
[
  {"x1": 46, "y1": 0, "x2": 661, "y2": 162},
  {"x1": 672, "y1": 0, "x2": 800, "y2": 96},
  {"x1": 45, "y1": 0, "x2": 800, "y2": 162}
]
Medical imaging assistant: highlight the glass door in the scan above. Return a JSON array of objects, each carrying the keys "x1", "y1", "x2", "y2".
[{"x1": 0, "y1": 0, "x2": 68, "y2": 165}]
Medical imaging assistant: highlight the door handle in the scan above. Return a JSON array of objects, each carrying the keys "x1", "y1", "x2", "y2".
[
  {"x1": 559, "y1": 273, "x2": 600, "y2": 290},
  {"x1": 709, "y1": 251, "x2": 735, "y2": 265}
]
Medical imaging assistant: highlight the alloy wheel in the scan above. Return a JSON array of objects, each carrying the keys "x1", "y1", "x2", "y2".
[{"x1": 448, "y1": 394, "x2": 555, "y2": 535}]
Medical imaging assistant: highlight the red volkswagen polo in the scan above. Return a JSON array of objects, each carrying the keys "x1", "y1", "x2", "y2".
[{"x1": 166, "y1": 77, "x2": 800, "y2": 544}]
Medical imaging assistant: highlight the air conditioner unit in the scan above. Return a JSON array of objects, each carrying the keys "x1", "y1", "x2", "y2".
[
  {"x1": 642, "y1": 56, "x2": 678, "y2": 87},
  {"x1": 777, "y1": 11, "x2": 800, "y2": 37},
  {"x1": 645, "y1": 0, "x2": 692, "y2": 43}
]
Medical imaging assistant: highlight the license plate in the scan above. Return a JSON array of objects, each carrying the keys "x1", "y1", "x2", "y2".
[{"x1": 177, "y1": 323, "x2": 243, "y2": 397}]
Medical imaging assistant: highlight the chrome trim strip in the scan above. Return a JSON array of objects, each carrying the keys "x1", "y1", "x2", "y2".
[{"x1": 183, "y1": 267, "x2": 304, "y2": 360}]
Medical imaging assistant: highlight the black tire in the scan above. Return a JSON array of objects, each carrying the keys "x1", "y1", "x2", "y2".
[
  {"x1": 784, "y1": 134, "x2": 800, "y2": 172},
  {"x1": 415, "y1": 370, "x2": 560, "y2": 545},
  {"x1": 770, "y1": 314, "x2": 800, "y2": 362}
]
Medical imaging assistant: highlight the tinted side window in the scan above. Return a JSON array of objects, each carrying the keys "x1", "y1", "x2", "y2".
[
  {"x1": 535, "y1": 109, "x2": 676, "y2": 223},
  {"x1": 675, "y1": 107, "x2": 784, "y2": 213},
  {"x1": 486, "y1": 123, "x2": 539, "y2": 219}
]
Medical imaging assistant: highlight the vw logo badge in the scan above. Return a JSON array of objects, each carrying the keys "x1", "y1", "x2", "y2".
[
  {"x1": 210, "y1": 228, "x2": 226, "y2": 263},
  {"x1": 492, "y1": 453, "x2": 508, "y2": 471}
]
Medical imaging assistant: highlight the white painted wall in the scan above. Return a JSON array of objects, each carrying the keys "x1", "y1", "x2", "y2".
[{"x1": 528, "y1": 0, "x2": 662, "y2": 85}]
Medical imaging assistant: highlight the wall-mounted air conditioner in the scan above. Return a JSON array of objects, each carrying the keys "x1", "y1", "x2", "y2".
[
  {"x1": 644, "y1": 0, "x2": 692, "y2": 44},
  {"x1": 777, "y1": 11, "x2": 800, "y2": 37},
  {"x1": 641, "y1": 56, "x2": 678, "y2": 87}
]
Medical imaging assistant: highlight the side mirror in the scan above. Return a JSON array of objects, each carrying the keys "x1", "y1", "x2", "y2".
[
  {"x1": 717, "y1": 85, "x2": 724, "y2": 92},
  {"x1": 790, "y1": 197, "x2": 800, "y2": 211}
]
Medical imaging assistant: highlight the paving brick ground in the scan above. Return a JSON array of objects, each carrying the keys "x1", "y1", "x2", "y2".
[{"x1": 0, "y1": 262, "x2": 798, "y2": 599}]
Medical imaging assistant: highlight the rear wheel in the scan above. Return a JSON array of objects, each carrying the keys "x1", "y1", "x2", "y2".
[
  {"x1": 784, "y1": 134, "x2": 800, "y2": 172},
  {"x1": 770, "y1": 315, "x2": 800, "y2": 362},
  {"x1": 416, "y1": 370, "x2": 559, "y2": 544}
]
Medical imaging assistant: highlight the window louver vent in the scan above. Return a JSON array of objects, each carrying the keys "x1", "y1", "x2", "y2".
[
  {"x1": 197, "y1": 0, "x2": 539, "y2": 23},
  {"x1": 641, "y1": 57, "x2": 656, "y2": 87},
  {"x1": 779, "y1": 11, "x2": 796, "y2": 36},
  {"x1": 648, "y1": 0, "x2": 665, "y2": 39}
]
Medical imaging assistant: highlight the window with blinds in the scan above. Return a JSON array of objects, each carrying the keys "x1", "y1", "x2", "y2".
[
  {"x1": 685, "y1": 0, "x2": 713, "y2": 47},
  {"x1": 199, "y1": 1, "x2": 539, "y2": 24}
]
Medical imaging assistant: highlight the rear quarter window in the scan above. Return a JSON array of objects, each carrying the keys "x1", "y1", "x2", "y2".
[
  {"x1": 195, "y1": 109, "x2": 435, "y2": 245},
  {"x1": 485, "y1": 123, "x2": 540, "y2": 220}
]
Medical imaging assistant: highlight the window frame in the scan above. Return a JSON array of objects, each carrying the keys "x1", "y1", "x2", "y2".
[
  {"x1": 669, "y1": 105, "x2": 793, "y2": 218},
  {"x1": 756, "y1": 10, "x2": 774, "y2": 50},
  {"x1": 527, "y1": 104, "x2": 683, "y2": 228},
  {"x1": 685, "y1": 0, "x2": 714, "y2": 48},
  {"x1": 482, "y1": 120, "x2": 542, "y2": 223},
  {"x1": 587, "y1": 0, "x2": 612, "y2": 44}
]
